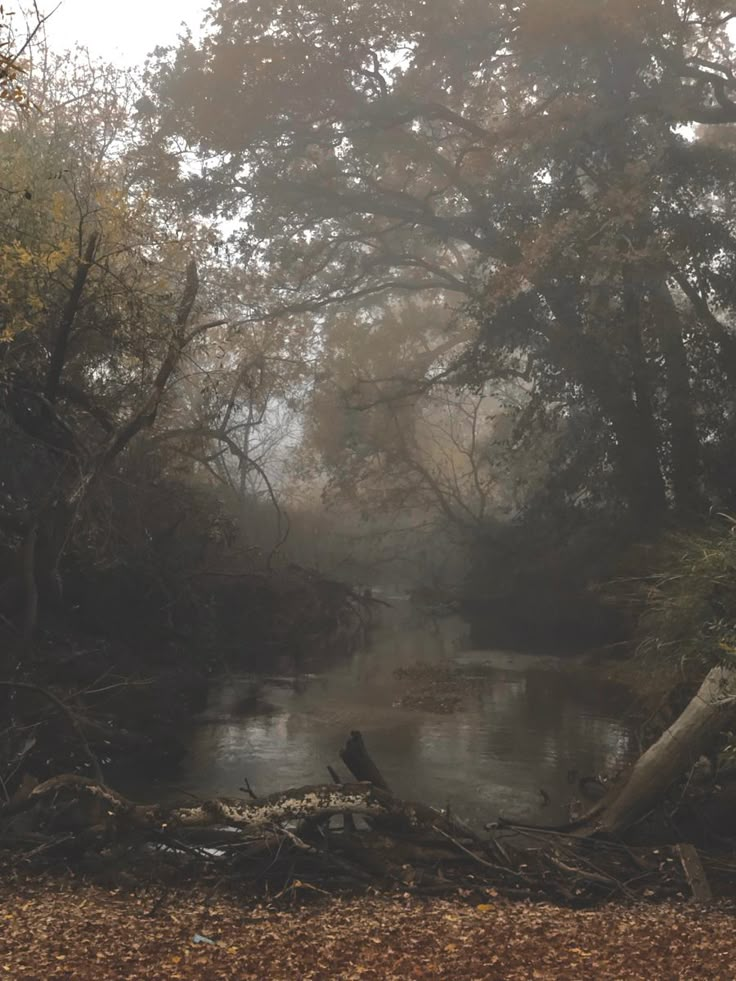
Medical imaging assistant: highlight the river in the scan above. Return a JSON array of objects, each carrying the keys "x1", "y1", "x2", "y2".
[{"x1": 135, "y1": 599, "x2": 638, "y2": 828}]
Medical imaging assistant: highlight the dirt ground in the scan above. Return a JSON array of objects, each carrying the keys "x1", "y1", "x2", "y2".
[{"x1": 1, "y1": 877, "x2": 735, "y2": 979}]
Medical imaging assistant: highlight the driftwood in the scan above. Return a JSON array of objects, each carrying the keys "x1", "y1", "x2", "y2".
[
  {"x1": 340, "y1": 731, "x2": 479, "y2": 841},
  {"x1": 3, "y1": 776, "x2": 418, "y2": 831},
  {"x1": 3, "y1": 728, "x2": 736, "y2": 905},
  {"x1": 0, "y1": 768, "x2": 714, "y2": 904},
  {"x1": 341, "y1": 730, "x2": 392, "y2": 791},
  {"x1": 0, "y1": 765, "x2": 724, "y2": 906},
  {"x1": 569, "y1": 664, "x2": 736, "y2": 837}
]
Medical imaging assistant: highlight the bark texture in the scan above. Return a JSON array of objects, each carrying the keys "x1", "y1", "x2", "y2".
[
  {"x1": 8, "y1": 776, "x2": 445, "y2": 834},
  {"x1": 580, "y1": 665, "x2": 736, "y2": 837}
]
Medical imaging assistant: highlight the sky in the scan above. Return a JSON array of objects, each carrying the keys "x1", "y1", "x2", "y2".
[
  {"x1": 14, "y1": 1, "x2": 736, "y2": 68},
  {"x1": 22, "y1": 0, "x2": 209, "y2": 66}
]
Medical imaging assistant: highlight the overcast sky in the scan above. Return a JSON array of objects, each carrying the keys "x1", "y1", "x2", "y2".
[
  {"x1": 31, "y1": 0, "x2": 209, "y2": 65},
  {"x1": 17, "y1": 1, "x2": 736, "y2": 69}
]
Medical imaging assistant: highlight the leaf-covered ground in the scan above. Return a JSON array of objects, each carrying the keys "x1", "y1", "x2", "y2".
[{"x1": 1, "y1": 878, "x2": 735, "y2": 979}]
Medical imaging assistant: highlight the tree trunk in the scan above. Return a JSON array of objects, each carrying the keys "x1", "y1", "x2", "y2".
[
  {"x1": 648, "y1": 276, "x2": 703, "y2": 515},
  {"x1": 548, "y1": 323, "x2": 667, "y2": 526},
  {"x1": 578, "y1": 664, "x2": 736, "y2": 837},
  {"x1": 19, "y1": 521, "x2": 39, "y2": 659},
  {"x1": 605, "y1": 390, "x2": 668, "y2": 528},
  {"x1": 622, "y1": 266, "x2": 661, "y2": 488},
  {"x1": 45, "y1": 232, "x2": 99, "y2": 405},
  {"x1": 675, "y1": 271, "x2": 736, "y2": 386}
]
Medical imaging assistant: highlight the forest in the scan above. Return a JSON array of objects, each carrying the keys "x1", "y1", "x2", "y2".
[{"x1": 3, "y1": 0, "x2": 736, "y2": 976}]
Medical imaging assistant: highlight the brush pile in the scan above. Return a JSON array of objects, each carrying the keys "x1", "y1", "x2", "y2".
[{"x1": 2, "y1": 731, "x2": 735, "y2": 907}]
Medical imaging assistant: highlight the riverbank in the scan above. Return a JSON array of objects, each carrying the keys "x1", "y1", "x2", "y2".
[
  {"x1": 0, "y1": 563, "x2": 372, "y2": 789},
  {"x1": 1, "y1": 876, "x2": 734, "y2": 979}
]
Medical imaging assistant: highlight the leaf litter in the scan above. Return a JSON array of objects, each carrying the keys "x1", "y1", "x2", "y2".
[{"x1": 0, "y1": 876, "x2": 735, "y2": 979}]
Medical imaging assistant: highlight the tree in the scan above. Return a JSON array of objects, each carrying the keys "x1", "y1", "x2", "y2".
[
  {"x1": 0, "y1": 3, "x2": 46, "y2": 107},
  {"x1": 0, "y1": 49, "x2": 231, "y2": 654},
  {"x1": 146, "y1": 0, "x2": 736, "y2": 528},
  {"x1": 305, "y1": 298, "x2": 538, "y2": 532}
]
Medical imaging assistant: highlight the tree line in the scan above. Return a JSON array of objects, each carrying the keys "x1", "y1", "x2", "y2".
[{"x1": 4, "y1": 1, "x2": 736, "y2": 647}]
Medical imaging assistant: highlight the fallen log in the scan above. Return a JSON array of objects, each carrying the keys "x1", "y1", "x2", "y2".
[
  {"x1": 2, "y1": 773, "x2": 466, "y2": 837},
  {"x1": 0, "y1": 770, "x2": 710, "y2": 904},
  {"x1": 572, "y1": 664, "x2": 736, "y2": 837},
  {"x1": 2, "y1": 723, "x2": 728, "y2": 906}
]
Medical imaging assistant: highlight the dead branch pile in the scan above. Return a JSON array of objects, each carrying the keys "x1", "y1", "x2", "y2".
[{"x1": 2, "y1": 730, "x2": 734, "y2": 906}]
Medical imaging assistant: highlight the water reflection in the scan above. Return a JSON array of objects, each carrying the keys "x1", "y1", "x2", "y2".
[{"x1": 145, "y1": 603, "x2": 638, "y2": 827}]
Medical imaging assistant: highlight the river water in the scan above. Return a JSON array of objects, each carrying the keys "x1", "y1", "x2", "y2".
[{"x1": 140, "y1": 600, "x2": 638, "y2": 828}]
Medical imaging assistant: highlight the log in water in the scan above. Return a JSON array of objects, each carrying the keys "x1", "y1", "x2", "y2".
[{"x1": 115, "y1": 603, "x2": 638, "y2": 828}]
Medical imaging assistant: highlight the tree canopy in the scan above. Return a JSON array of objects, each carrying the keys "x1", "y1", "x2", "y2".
[
  {"x1": 2, "y1": 1, "x2": 736, "y2": 649},
  {"x1": 143, "y1": 0, "x2": 736, "y2": 536}
]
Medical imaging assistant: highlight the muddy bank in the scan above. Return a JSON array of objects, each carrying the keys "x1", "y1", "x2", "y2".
[{"x1": 1, "y1": 877, "x2": 735, "y2": 980}]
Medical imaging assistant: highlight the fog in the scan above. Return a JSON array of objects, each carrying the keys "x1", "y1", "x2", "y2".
[{"x1": 2, "y1": 0, "x2": 736, "y2": 926}]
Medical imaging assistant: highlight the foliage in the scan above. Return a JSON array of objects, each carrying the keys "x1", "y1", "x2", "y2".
[
  {"x1": 0, "y1": 4, "x2": 38, "y2": 107},
  {"x1": 618, "y1": 517, "x2": 736, "y2": 669},
  {"x1": 3, "y1": 2, "x2": 736, "y2": 650},
  {"x1": 143, "y1": 0, "x2": 736, "y2": 550},
  {"x1": 0, "y1": 42, "x2": 321, "y2": 667}
]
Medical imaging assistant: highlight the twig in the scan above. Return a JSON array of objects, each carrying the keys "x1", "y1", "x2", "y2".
[
  {"x1": 0, "y1": 681, "x2": 103, "y2": 782},
  {"x1": 432, "y1": 825, "x2": 532, "y2": 883},
  {"x1": 239, "y1": 777, "x2": 258, "y2": 800}
]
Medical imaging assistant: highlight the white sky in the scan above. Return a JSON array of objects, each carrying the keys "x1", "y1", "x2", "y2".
[
  {"x1": 13, "y1": 1, "x2": 736, "y2": 68},
  {"x1": 22, "y1": 0, "x2": 209, "y2": 65}
]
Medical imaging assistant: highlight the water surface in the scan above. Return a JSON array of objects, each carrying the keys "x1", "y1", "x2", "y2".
[{"x1": 143, "y1": 601, "x2": 637, "y2": 827}]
